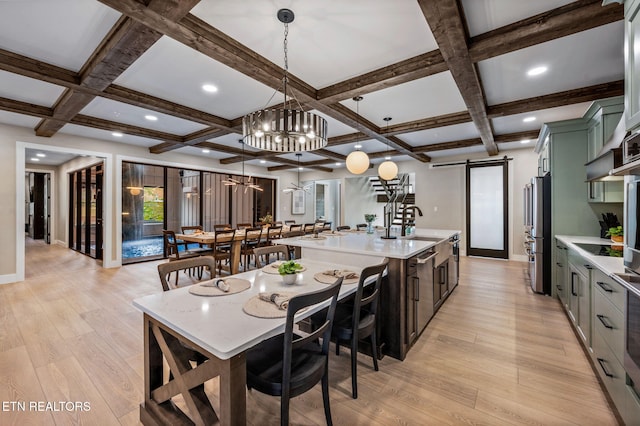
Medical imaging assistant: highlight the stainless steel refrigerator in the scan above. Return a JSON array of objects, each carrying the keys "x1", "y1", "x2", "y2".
[{"x1": 524, "y1": 174, "x2": 551, "y2": 294}]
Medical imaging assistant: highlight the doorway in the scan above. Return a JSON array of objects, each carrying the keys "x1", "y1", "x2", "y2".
[
  {"x1": 465, "y1": 159, "x2": 509, "y2": 259},
  {"x1": 25, "y1": 172, "x2": 51, "y2": 244}
]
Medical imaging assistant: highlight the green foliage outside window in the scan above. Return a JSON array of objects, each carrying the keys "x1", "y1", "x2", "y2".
[{"x1": 143, "y1": 187, "x2": 164, "y2": 222}]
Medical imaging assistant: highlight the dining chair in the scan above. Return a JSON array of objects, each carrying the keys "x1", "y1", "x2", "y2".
[
  {"x1": 213, "y1": 223, "x2": 232, "y2": 231},
  {"x1": 336, "y1": 225, "x2": 351, "y2": 231},
  {"x1": 265, "y1": 225, "x2": 283, "y2": 245},
  {"x1": 329, "y1": 258, "x2": 389, "y2": 399},
  {"x1": 303, "y1": 223, "x2": 316, "y2": 234},
  {"x1": 212, "y1": 229, "x2": 236, "y2": 276},
  {"x1": 162, "y1": 230, "x2": 212, "y2": 285},
  {"x1": 322, "y1": 221, "x2": 332, "y2": 231},
  {"x1": 288, "y1": 223, "x2": 303, "y2": 233},
  {"x1": 284, "y1": 220, "x2": 296, "y2": 225},
  {"x1": 236, "y1": 222, "x2": 252, "y2": 230},
  {"x1": 240, "y1": 226, "x2": 263, "y2": 270},
  {"x1": 181, "y1": 225, "x2": 205, "y2": 249},
  {"x1": 246, "y1": 277, "x2": 343, "y2": 426},
  {"x1": 356, "y1": 223, "x2": 368, "y2": 231},
  {"x1": 253, "y1": 245, "x2": 290, "y2": 267}
]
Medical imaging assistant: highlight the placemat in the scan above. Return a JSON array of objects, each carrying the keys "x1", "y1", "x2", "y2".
[
  {"x1": 314, "y1": 270, "x2": 360, "y2": 285},
  {"x1": 345, "y1": 229, "x2": 366, "y2": 233},
  {"x1": 188, "y1": 277, "x2": 251, "y2": 296},
  {"x1": 300, "y1": 235, "x2": 327, "y2": 241},
  {"x1": 243, "y1": 292, "x2": 300, "y2": 318},
  {"x1": 261, "y1": 261, "x2": 307, "y2": 275},
  {"x1": 322, "y1": 231, "x2": 346, "y2": 236}
]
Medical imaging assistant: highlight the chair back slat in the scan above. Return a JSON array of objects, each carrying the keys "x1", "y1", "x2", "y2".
[{"x1": 157, "y1": 256, "x2": 216, "y2": 291}]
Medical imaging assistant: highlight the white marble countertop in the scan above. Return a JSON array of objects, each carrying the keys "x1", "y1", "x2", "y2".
[
  {"x1": 133, "y1": 258, "x2": 379, "y2": 360},
  {"x1": 276, "y1": 228, "x2": 461, "y2": 260},
  {"x1": 555, "y1": 235, "x2": 625, "y2": 275}
]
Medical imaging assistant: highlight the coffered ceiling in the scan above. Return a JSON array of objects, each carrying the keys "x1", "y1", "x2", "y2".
[{"x1": 0, "y1": 0, "x2": 625, "y2": 170}]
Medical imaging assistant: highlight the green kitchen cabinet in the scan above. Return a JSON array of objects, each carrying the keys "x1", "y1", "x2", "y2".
[
  {"x1": 626, "y1": 0, "x2": 640, "y2": 131},
  {"x1": 554, "y1": 239, "x2": 568, "y2": 307}
]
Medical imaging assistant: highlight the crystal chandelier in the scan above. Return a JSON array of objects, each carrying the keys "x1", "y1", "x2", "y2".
[{"x1": 242, "y1": 9, "x2": 328, "y2": 153}]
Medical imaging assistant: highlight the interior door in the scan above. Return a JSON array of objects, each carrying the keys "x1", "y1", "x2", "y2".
[{"x1": 466, "y1": 160, "x2": 509, "y2": 259}]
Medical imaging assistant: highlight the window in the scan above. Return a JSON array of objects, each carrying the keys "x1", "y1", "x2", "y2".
[{"x1": 143, "y1": 186, "x2": 164, "y2": 222}]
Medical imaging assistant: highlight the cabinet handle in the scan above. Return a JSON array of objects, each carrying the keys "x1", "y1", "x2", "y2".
[
  {"x1": 596, "y1": 314, "x2": 614, "y2": 329},
  {"x1": 414, "y1": 277, "x2": 419, "y2": 302},
  {"x1": 597, "y1": 358, "x2": 614, "y2": 378},
  {"x1": 596, "y1": 281, "x2": 613, "y2": 293},
  {"x1": 556, "y1": 262, "x2": 563, "y2": 267},
  {"x1": 571, "y1": 272, "x2": 577, "y2": 297}
]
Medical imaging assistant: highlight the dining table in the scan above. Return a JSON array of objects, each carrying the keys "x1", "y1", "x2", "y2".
[{"x1": 133, "y1": 257, "x2": 377, "y2": 426}]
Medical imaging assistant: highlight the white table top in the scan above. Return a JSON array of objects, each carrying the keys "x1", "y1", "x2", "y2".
[
  {"x1": 133, "y1": 258, "x2": 379, "y2": 360},
  {"x1": 276, "y1": 228, "x2": 461, "y2": 259}
]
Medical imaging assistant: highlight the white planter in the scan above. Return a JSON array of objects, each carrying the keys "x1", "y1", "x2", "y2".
[{"x1": 282, "y1": 274, "x2": 297, "y2": 285}]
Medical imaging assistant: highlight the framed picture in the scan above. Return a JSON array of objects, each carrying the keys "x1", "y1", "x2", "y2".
[{"x1": 292, "y1": 189, "x2": 305, "y2": 215}]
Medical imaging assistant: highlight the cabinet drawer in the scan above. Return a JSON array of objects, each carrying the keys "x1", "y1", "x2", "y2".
[
  {"x1": 623, "y1": 382, "x2": 640, "y2": 426},
  {"x1": 592, "y1": 330, "x2": 627, "y2": 409},
  {"x1": 594, "y1": 288, "x2": 624, "y2": 364},
  {"x1": 592, "y1": 268, "x2": 626, "y2": 312},
  {"x1": 568, "y1": 250, "x2": 592, "y2": 277}
]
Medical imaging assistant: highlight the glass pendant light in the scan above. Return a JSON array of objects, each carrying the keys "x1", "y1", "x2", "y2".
[
  {"x1": 346, "y1": 96, "x2": 370, "y2": 174},
  {"x1": 378, "y1": 117, "x2": 398, "y2": 180}
]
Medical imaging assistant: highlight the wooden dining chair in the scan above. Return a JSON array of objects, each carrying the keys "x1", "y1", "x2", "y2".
[
  {"x1": 303, "y1": 223, "x2": 316, "y2": 234},
  {"x1": 322, "y1": 221, "x2": 332, "y2": 231},
  {"x1": 265, "y1": 225, "x2": 283, "y2": 245},
  {"x1": 236, "y1": 222, "x2": 252, "y2": 230},
  {"x1": 356, "y1": 223, "x2": 368, "y2": 231},
  {"x1": 253, "y1": 245, "x2": 290, "y2": 268},
  {"x1": 284, "y1": 220, "x2": 296, "y2": 225},
  {"x1": 336, "y1": 225, "x2": 351, "y2": 231},
  {"x1": 157, "y1": 256, "x2": 216, "y2": 291},
  {"x1": 213, "y1": 223, "x2": 232, "y2": 231},
  {"x1": 246, "y1": 278, "x2": 343, "y2": 426},
  {"x1": 288, "y1": 223, "x2": 303, "y2": 233},
  {"x1": 181, "y1": 225, "x2": 205, "y2": 248},
  {"x1": 329, "y1": 258, "x2": 389, "y2": 399},
  {"x1": 162, "y1": 230, "x2": 212, "y2": 285},
  {"x1": 241, "y1": 227, "x2": 263, "y2": 271},
  {"x1": 212, "y1": 229, "x2": 236, "y2": 276}
]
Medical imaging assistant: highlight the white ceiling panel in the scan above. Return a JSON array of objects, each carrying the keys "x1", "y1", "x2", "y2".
[
  {"x1": 340, "y1": 72, "x2": 467, "y2": 126},
  {"x1": 59, "y1": 124, "x2": 160, "y2": 149},
  {"x1": 0, "y1": 0, "x2": 121, "y2": 71},
  {"x1": 310, "y1": 110, "x2": 357, "y2": 137},
  {"x1": 498, "y1": 141, "x2": 537, "y2": 152},
  {"x1": 491, "y1": 102, "x2": 591, "y2": 134},
  {"x1": 244, "y1": 159, "x2": 283, "y2": 168},
  {"x1": 173, "y1": 145, "x2": 236, "y2": 160},
  {"x1": 114, "y1": 36, "x2": 279, "y2": 120},
  {"x1": 278, "y1": 152, "x2": 327, "y2": 162},
  {"x1": 479, "y1": 22, "x2": 624, "y2": 105},
  {"x1": 25, "y1": 148, "x2": 79, "y2": 167},
  {"x1": 0, "y1": 71, "x2": 65, "y2": 106},
  {"x1": 325, "y1": 139, "x2": 390, "y2": 156},
  {"x1": 460, "y1": 0, "x2": 575, "y2": 37},
  {"x1": 0, "y1": 110, "x2": 41, "y2": 129},
  {"x1": 400, "y1": 122, "x2": 481, "y2": 147},
  {"x1": 190, "y1": 0, "x2": 437, "y2": 88},
  {"x1": 428, "y1": 145, "x2": 488, "y2": 159},
  {"x1": 79, "y1": 97, "x2": 208, "y2": 135}
]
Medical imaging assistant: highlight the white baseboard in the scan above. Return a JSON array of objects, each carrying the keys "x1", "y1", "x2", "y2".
[
  {"x1": 511, "y1": 254, "x2": 528, "y2": 262},
  {"x1": 0, "y1": 274, "x2": 19, "y2": 285},
  {"x1": 54, "y1": 239, "x2": 66, "y2": 247}
]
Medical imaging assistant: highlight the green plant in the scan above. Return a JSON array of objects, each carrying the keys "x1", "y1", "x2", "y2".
[
  {"x1": 364, "y1": 214, "x2": 376, "y2": 223},
  {"x1": 259, "y1": 213, "x2": 273, "y2": 224},
  {"x1": 606, "y1": 226, "x2": 623, "y2": 237},
  {"x1": 278, "y1": 260, "x2": 303, "y2": 275}
]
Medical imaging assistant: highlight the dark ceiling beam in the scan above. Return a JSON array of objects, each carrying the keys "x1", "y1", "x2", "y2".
[
  {"x1": 97, "y1": 0, "x2": 430, "y2": 163},
  {"x1": 316, "y1": 50, "x2": 447, "y2": 103},
  {"x1": 0, "y1": 96, "x2": 53, "y2": 119},
  {"x1": 70, "y1": 114, "x2": 183, "y2": 142},
  {"x1": 0, "y1": 48, "x2": 80, "y2": 88},
  {"x1": 267, "y1": 162, "x2": 333, "y2": 173},
  {"x1": 469, "y1": 0, "x2": 623, "y2": 63},
  {"x1": 418, "y1": 0, "x2": 498, "y2": 155},
  {"x1": 487, "y1": 80, "x2": 624, "y2": 118},
  {"x1": 35, "y1": 0, "x2": 201, "y2": 137}
]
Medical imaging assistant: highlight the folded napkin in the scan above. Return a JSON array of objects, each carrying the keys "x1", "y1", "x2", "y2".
[
  {"x1": 322, "y1": 270, "x2": 358, "y2": 280},
  {"x1": 259, "y1": 292, "x2": 289, "y2": 310},
  {"x1": 202, "y1": 279, "x2": 230, "y2": 292}
]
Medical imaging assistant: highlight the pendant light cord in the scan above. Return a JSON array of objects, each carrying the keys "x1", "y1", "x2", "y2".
[{"x1": 283, "y1": 22, "x2": 289, "y2": 110}]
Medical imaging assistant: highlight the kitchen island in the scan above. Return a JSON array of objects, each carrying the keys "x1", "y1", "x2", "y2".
[{"x1": 276, "y1": 228, "x2": 460, "y2": 360}]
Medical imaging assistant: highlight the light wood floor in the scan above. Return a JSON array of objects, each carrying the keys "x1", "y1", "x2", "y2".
[{"x1": 0, "y1": 239, "x2": 619, "y2": 425}]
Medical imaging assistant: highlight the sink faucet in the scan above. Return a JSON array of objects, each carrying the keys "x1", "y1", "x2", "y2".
[{"x1": 401, "y1": 206, "x2": 423, "y2": 236}]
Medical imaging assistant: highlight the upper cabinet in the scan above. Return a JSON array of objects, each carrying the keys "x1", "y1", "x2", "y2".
[{"x1": 626, "y1": 0, "x2": 640, "y2": 130}]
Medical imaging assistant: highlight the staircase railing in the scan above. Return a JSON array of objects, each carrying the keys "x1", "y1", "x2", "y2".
[{"x1": 381, "y1": 173, "x2": 410, "y2": 229}]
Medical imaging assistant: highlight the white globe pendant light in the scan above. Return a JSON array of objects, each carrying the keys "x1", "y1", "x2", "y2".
[
  {"x1": 346, "y1": 150, "x2": 370, "y2": 174},
  {"x1": 345, "y1": 96, "x2": 370, "y2": 175},
  {"x1": 377, "y1": 117, "x2": 398, "y2": 180}
]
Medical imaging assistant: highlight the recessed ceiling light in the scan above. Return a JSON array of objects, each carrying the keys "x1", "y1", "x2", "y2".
[
  {"x1": 202, "y1": 84, "x2": 218, "y2": 93},
  {"x1": 520, "y1": 139, "x2": 531, "y2": 144},
  {"x1": 112, "y1": 132, "x2": 123, "y2": 137},
  {"x1": 523, "y1": 116, "x2": 536, "y2": 123},
  {"x1": 36, "y1": 153, "x2": 46, "y2": 158},
  {"x1": 335, "y1": 162, "x2": 341, "y2": 166},
  {"x1": 527, "y1": 66, "x2": 548, "y2": 77},
  {"x1": 385, "y1": 156, "x2": 392, "y2": 161},
  {"x1": 298, "y1": 167, "x2": 303, "y2": 171},
  {"x1": 260, "y1": 160, "x2": 266, "y2": 164},
  {"x1": 145, "y1": 115, "x2": 158, "y2": 121},
  {"x1": 354, "y1": 144, "x2": 362, "y2": 149},
  {"x1": 202, "y1": 149, "x2": 210, "y2": 153},
  {"x1": 30, "y1": 158, "x2": 39, "y2": 162}
]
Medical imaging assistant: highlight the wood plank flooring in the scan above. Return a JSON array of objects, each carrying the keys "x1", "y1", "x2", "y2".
[{"x1": 0, "y1": 239, "x2": 619, "y2": 425}]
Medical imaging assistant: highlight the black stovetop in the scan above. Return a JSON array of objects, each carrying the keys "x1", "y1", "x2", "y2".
[{"x1": 574, "y1": 243, "x2": 623, "y2": 257}]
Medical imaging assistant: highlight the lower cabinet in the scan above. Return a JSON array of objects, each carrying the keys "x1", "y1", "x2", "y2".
[
  {"x1": 555, "y1": 239, "x2": 568, "y2": 306},
  {"x1": 568, "y1": 251, "x2": 592, "y2": 347}
]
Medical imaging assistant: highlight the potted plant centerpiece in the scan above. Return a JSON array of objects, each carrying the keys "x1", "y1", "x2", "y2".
[
  {"x1": 606, "y1": 225, "x2": 624, "y2": 244},
  {"x1": 278, "y1": 260, "x2": 303, "y2": 285},
  {"x1": 259, "y1": 214, "x2": 273, "y2": 227},
  {"x1": 364, "y1": 213, "x2": 377, "y2": 234}
]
